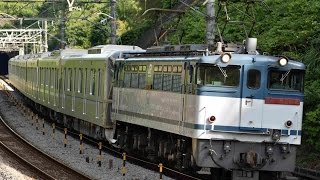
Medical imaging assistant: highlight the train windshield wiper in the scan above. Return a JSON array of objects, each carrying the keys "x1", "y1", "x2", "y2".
[
  {"x1": 217, "y1": 65, "x2": 228, "y2": 78},
  {"x1": 280, "y1": 70, "x2": 290, "y2": 83}
]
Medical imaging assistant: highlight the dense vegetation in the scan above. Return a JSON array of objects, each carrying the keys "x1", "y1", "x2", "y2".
[{"x1": 0, "y1": 0, "x2": 319, "y2": 153}]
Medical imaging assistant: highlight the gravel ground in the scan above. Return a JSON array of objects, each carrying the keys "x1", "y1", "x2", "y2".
[{"x1": 0, "y1": 90, "x2": 172, "y2": 180}]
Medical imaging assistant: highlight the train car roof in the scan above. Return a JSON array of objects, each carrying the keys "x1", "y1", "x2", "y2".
[{"x1": 62, "y1": 45, "x2": 145, "y2": 60}]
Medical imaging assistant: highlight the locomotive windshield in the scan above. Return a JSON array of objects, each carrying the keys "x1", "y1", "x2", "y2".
[
  {"x1": 196, "y1": 64, "x2": 240, "y2": 87},
  {"x1": 268, "y1": 69, "x2": 304, "y2": 92}
]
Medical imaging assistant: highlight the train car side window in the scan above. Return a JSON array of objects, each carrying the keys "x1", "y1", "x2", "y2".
[
  {"x1": 247, "y1": 69, "x2": 261, "y2": 89},
  {"x1": 55, "y1": 68, "x2": 59, "y2": 90},
  {"x1": 78, "y1": 68, "x2": 83, "y2": 93},
  {"x1": 64, "y1": 68, "x2": 67, "y2": 92},
  {"x1": 43, "y1": 68, "x2": 46, "y2": 87},
  {"x1": 67, "y1": 68, "x2": 71, "y2": 91},
  {"x1": 50, "y1": 68, "x2": 54, "y2": 89},
  {"x1": 47, "y1": 68, "x2": 50, "y2": 87},
  {"x1": 97, "y1": 69, "x2": 101, "y2": 96},
  {"x1": 84, "y1": 68, "x2": 87, "y2": 94},
  {"x1": 90, "y1": 69, "x2": 96, "y2": 95},
  {"x1": 52, "y1": 68, "x2": 55, "y2": 89},
  {"x1": 73, "y1": 68, "x2": 76, "y2": 92},
  {"x1": 40, "y1": 68, "x2": 43, "y2": 86}
]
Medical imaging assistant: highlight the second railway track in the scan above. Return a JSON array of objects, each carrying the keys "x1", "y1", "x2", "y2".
[{"x1": 0, "y1": 101, "x2": 91, "y2": 179}]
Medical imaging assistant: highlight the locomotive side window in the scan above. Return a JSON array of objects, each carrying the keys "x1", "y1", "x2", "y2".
[
  {"x1": 197, "y1": 65, "x2": 240, "y2": 87},
  {"x1": 131, "y1": 66, "x2": 139, "y2": 88},
  {"x1": 268, "y1": 70, "x2": 304, "y2": 92},
  {"x1": 123, "y1": 64, "x2": 147, "y2": 89},
  {"x1": 152, "y1": 64, "x2": 182, "y2": 92},
  {"x1": 247, "y1": 69, "x2": 261, "y2": 89},
  {"x1": 163, "y1": 65, "x2": 172, "y2": 91},
  {"x1": 124, "y1": 65, "x2": 131, "y2": 88},
  {"x1": 138, "y1": 66, "x2": 146, "y2": 89}
]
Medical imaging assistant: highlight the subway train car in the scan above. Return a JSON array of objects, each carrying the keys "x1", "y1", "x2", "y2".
[
  {"x1": 8, "y1": 40, "x2": 305, "y2": 180},
  {"x1": 9, "y1": 45, "x2": 144, "y2": 139}
]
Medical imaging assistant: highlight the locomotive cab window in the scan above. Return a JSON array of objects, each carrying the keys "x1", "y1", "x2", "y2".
[
  {"x1": 268, "y1": 69, "x2": 304, "y2": 92},
  {"x1": 196, "y1": 64, "x2": 240, "y2": 87},
  {"x1": 247, "y1": 69, "x2": 261, "y2": 89}
]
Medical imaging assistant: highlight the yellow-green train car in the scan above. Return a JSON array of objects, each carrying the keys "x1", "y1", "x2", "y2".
[{"x1": 9, "y1": 45, "x2": 144, "y2": 140}]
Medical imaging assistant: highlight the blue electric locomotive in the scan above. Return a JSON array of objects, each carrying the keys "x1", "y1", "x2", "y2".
[{"x1": 112, "y1": 39, "x2": 305, "y2": 179}]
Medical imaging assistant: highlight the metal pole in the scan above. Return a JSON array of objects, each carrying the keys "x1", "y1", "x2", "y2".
[
  {"x1": 60, "y1": 1, "x2": 66, "y2": 49},
  {"x1": 206, "y1": 0, "x2": 215, "y2": 48},
  {"x1": 79, "y1": 134, "x2": 83, "y2": 154},
  {"x1": 44, "y1": 20, "x2": 48, "y2": 52},
  {"x1": 110, "y1": 0, "x2": 117, "y2": 44},
  {"x1": 64, "y1": 128, "x2": 67, "y2": 147},
  {"x1": 122, "y1": 152, "x2": 127, "y2": 176},
  {"x1": 98, "y1": 142, "x2": 102, "y2": 167},
  {"x1": 159, "y1": 163, "x2": 163, "y2": 180}
]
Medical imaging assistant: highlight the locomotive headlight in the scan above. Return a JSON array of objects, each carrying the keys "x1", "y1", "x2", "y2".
[
  {"x1": 278, "y1": 57, "x2": 288, "y2": 66},
  {"x1": 221, "y1": 53, "x2": 231, "y2": 63}
]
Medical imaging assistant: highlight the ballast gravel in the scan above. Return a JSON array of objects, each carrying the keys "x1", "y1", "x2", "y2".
[{"x1": 0, "y1": 91, "x2": 172, "y2": 180}]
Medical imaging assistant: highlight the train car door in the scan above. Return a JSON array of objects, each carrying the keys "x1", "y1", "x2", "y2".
[{"x1": 240, "y1": 65, "x2": 265, "y2": 130}]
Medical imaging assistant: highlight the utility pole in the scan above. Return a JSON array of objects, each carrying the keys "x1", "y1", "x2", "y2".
[
  {"x1": 60, "y1": 1, "x2": 67, "y2": 49},
  {"x1": 43, "y1": 20, "x2": 48, "y2": 52},
  {"x1": 206, "y1": 0, "x2": 215, "y2": 48},
  {"x1": 110, "y1": 0, "x2": 117, "y2": 44}
]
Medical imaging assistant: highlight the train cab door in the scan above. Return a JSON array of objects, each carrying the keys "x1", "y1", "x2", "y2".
[
  {"x1": 240, "y1": 65, "x2": 265, "y2": 130},
  {"x1": 179, "y1": 62, "x2": 194, "y2": 135}
]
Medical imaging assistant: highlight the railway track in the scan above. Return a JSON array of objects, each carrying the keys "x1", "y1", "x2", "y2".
[
  {"x1": 0, "y1": 83, "x2": 91, "y2": 180},
  {"x1": 0, "y1": 116, "x2": 91, "y2": 180}
]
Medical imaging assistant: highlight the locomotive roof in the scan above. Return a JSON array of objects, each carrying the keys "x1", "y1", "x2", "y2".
[{"x1": 119, "y1": 53, "x2": 305, "y2": 70}]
